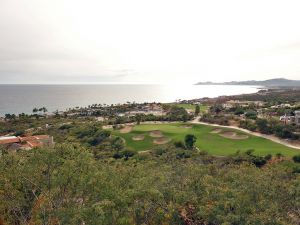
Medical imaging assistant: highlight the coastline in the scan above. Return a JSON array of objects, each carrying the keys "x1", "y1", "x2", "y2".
[{"x1": 0, "y1": 84, "x2": 259, "y2": 116}]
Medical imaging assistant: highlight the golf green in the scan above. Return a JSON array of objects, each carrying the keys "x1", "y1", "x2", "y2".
[{"x1": 111, "y1": 123, "x2": 300, "y2": 157}]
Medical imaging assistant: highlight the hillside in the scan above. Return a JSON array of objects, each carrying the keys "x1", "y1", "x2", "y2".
[{"x1": 196, "y1": 78, "x2": 300, "y2": 87}]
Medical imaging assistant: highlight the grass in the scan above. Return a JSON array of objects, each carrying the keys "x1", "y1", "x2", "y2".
[{"x1": 112, "y1": 123, "x2": 299, "y2": 157}]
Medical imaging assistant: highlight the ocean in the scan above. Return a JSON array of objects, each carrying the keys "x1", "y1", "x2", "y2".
[{"x1": 0, "y1": 84, "x2": 259, "y2": 116}]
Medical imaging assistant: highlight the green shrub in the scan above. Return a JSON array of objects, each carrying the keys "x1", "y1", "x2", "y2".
[{"x1": 292, "y1": 155, "x2": 300, "y2": 163}]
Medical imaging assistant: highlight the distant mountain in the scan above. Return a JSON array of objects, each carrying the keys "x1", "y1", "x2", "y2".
[{"x1": 195, "y1": 78, "x2": 300, "y2": 87}]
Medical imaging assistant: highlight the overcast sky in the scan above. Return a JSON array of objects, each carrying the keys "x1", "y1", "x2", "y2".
[{"x1": 0, "y1": 0, "x2": 300, "y2": 84}]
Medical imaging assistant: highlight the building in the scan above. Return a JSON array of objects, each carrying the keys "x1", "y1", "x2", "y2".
[
  {"x1": 295, "y1": 111, "x2": 300, "y2": 125},
  {"x1": 0, "y1": 135, "x2": 54, "y2": 151},
  {"x1": 279, "y1": 115, "x2": 295, "y2": 124},
  {"x1": 0, "y1": 136, "x2": 20, "y2": 145},
  {"x1": 223, "y1": 100, "x2": 264, "y2": 109}
]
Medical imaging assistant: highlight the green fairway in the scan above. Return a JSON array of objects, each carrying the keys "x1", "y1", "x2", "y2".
[{"x1": 112, "y1": 123, "x2": 299, "y2": 157}]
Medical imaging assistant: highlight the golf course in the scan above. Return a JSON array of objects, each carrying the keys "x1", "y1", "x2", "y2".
[{"x1": 112, "y1": 123, "x2": 299, "y2": 156}]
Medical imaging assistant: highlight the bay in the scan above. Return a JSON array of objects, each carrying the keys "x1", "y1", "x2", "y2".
[{"x1": 0, "y1": 84, "x2": 259, "y2": 116}]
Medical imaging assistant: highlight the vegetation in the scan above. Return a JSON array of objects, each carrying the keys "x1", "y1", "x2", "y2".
[
  {"x1": 293, "y1": 154, "x2": 300, "y2": 163},
  {"x1": 1, "y1": 144, "x2": 300, "y2": 224},
  {"x1": 1, "y1": 90, "x2": 300, "y2": 224},
  {"x1": 184, "y1": 134, "x2": 197, "y2": 149}
]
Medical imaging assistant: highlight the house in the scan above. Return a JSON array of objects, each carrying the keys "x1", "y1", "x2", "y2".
[
  {"x1": 295, "y1": 111, "x2": 300, "y2": 125},
  {"x1": 279, "y1": 115, "x2": 295, "y2": 124},
  {"x1": 19, "y1": 135, "x2": 54, "y2": 148},
  {"x1": 0, "y1": 136, "x2": 20, "y2": 145},
  {"x1": 271, "y1": 103, "x2": 292, "y2": 109},
  {"x1": 0, "y1": 135, "x2": 54, "y2": 151}
]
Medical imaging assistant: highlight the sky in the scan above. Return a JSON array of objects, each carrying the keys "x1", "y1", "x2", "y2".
[{"x1": 0, "y1": 0, "x2": 300, "y2": 84}]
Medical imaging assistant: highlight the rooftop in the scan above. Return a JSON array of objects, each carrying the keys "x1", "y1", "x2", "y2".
[
  {"x1": 0, "y1": 135, "x2": 53, "y2": 149},
  {"x1": 0, "y1": 136, "x2": 20, "y2": 145}
]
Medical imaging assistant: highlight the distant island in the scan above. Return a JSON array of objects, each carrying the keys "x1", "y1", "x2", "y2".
[{"x1": 196, "y1": 78, "x2": 300, "y2": 87}]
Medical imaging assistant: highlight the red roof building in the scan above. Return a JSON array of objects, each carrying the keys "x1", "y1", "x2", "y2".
[{"x1": 0, "y1": 135, "x2": 54, "y2": 150}]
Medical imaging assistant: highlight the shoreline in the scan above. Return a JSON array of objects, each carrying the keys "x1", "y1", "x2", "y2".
[{"x1": 0, "y1": 84, "x2": 260, "y2": 116}]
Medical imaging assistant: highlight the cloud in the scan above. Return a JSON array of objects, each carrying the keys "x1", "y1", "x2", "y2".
[{"x1": 0, "y1": 0, "x2": 300, "y2": 83}]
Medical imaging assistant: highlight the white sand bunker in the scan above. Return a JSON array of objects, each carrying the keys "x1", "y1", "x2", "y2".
[
  {"x1": 219, "y1": 131, "x2": 249, "y2": 140},
  {"x1": 153, "y1": 137, "x2": 171, "y2": 145},
  {"x1": 210, "y1": 128, "x2": 222, "y2": 134},
  {"x1": 149, "y1": 130, "x2": 164, "y2": 138},
  {"x1": 132, "y1": 135, "x2": 145, "y2": 141},
  {"x1": 120, "y1": 126, "x2": 133, "y2": 133}
]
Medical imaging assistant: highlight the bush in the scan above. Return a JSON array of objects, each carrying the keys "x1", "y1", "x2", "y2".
[
  {"x1": 251, "y1": 157, "x2": 267, "y2": 168},
  {"x1": 113, "y1": 152, "x2": 123, "y2": 159},
  {"x1": 264, "y1": 154, "x2": 272, "y2": 161},
  {"x1": 234, "y1": 107, "x2": 244, "y2": 115},
  {"x1": 121, "y1": 150, "x2": 135, "y2": 160},
  {"x1": 174, "y1": 141, "x2": 185, "y2": 149},
  {"x1": 185, "y1": 134, "x2": 197, "y2": 150},
  {"x1": 276, "y1": 153, "x2": 284, "y2": 159},
  {"x1": 245, "y1": 110, "x2": 257, "y2": 120},
  {"x1": 14, "y1": 130, "x2": 25, "y2": 136},
  {"x1": 153, "y1": 148, "x2": 167, "y2": 156},
  {"x1": 176, "y1": 151, "x2": 191, "y2": 159},
  {"x1": 59, "y1": 124, "x2": 73, "y2": 130},
  {"x1": 239, "y1": 120, "x2": 257, "y2": 131},
  {"x1": 199, "y1": 150, "x2": 208, "y2": 156},
  {"x1": 292, "y1": 155, "x2": 300, "y2": 163},
  {"x1": 245, "y1": 149, "x2": 255, "y2": 156}
]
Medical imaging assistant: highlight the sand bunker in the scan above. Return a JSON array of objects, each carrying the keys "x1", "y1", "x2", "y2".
[
  {"x1": 153, "y1": 137, "x2": 171, "y2": 145},
  {"x1": 181, "y1": 125, "x2": 193, "y2": 129},
  {"x1": 210, "y1": 128, "x2": 222, "y2": 134},
  {"x1": 149, "y1": 130, "x2": 164, "y2": 137},
  {"x1": 219, "y1": 131, "x2": 249, "y2": 140},
  {"x1": 132, "y1": 135, "x2": 145, "y2": 141},
  {"x1": 102, "y1": 125, "x2": 113, "y2": 130},
  {"x1": 120, "y1": 126, "x2": 133, "y2": 133}
]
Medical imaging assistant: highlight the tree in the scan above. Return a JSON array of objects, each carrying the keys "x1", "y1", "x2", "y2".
[
  {"x1": 245, "y1": 110, "x2": 257, "y2": 120},
  {"x1": 185, "y1": 134, "x2": 197, "y2": 150},
  {"x1": 42, "y1": 107, "x2": 48, "y2": 113},
  {"x1": 234, "y1": 107, "x2": 244, "y2": 115},
  {"x1": 135, "y1": 114, "x2": 142, "y2": 125},
  {"x1": 32, "y1": 108, "x2": 38, "y2": 113},
  {"x1": 4, "y1": 114, "x2": 16, "y2": 121},
  {"x1": 210, "y1": 104, "x2": 223, "y2": 114},
  {"x1": 195, "y1": 105, "x2": 200, "y2": 116},
  {"x1": 256, "y1": 119, "x2": 270, "y2": 134}
]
